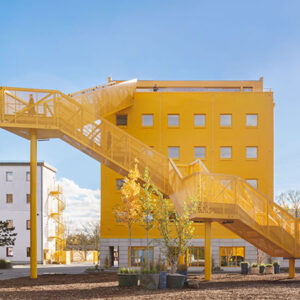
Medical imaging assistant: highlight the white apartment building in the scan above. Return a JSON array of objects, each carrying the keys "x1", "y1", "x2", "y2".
[{"x1": 0, "y1": 162, "x2": 58, "y2": 264}]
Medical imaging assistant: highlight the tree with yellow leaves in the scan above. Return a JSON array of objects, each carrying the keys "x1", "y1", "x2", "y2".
[{"x1": 114, "y1": 161, "x2": 140, "y2": 267}]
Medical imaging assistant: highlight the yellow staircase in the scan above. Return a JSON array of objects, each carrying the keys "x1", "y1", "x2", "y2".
[{"x1": 0, "y1": 80, "x2": 299, "y2": 263}]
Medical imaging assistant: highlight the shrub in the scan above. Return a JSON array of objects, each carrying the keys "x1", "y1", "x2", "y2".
[
  {"x1": 266, "y1": 264, "x2": 273, "y2": 268},
  {"x1": 273, "y1": 260, "x2": 280, "y2": 266},
  {"x1": 0, "y1": 259, "x2": 12, "y2": 269},
  {"x1": 251, "y1": 263, "x2": 258, "y2": 268},
  {"x1": 177, "y1": 264, "x2": 187, "y2": 272},
  {"x1": 119, "y1": 267, "x2": 138, "y2": 274},
  {"x1": 260, "y1": 263, "x2": 265, "y2": 267},
  {"x1": 156, "y1": 260, "x2": 167, "y2": 272},
  {"x1": 241, "y1": 261, "x2": 249, "y2": 266},
  {"x1": 141, "y1": 263, "x2": 158, "y2": 274}
]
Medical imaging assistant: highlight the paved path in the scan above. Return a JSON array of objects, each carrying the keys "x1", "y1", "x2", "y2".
[{"x1": 0, "y1": 262, "x2": 94, "y2": 280}]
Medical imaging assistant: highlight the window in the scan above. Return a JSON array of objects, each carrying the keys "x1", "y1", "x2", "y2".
[
  {"x1": 6, "y1": 194, "x2": 13, "y2": 204},
  {"x1": 26, "y1": 171, "x2": 30, "y2": 181},
  {"x1": 246, "y1": 179, "x2": 258, "y2": 189},
  {"x1": 194, "y1": 114, "x2": 206, "y2": 127},
  {"x1": 188, "y1": 247, "x2": 205, "y2": 267},
  {"x1": 6, "y1": 171, "x2": 13, "y2": 182},
  {"x1": 6, "y1": 247, "x2": 13, "y2": 257},
  {"x1": 116, "y1": 114, "x2": 127, "y2": 126},
  {"x1": 220, "y1": 247, "x2": 245, "y2": 267},
  {"x1": 26, "y1": 194, "x2": 31, "y2": 204},
  {"x1": 168, "y1": 114, "x2": 179, "y2": 127},
  {"x1": 246, "y1": 114, "x2": 258, "y2": 127},
  {"x1": 129, "y1": 247, "x2": 154, "y2": 267},
  {"x1": 220, "y1": 147, "x2": 232, "y2": 159},
  {"x1": 116, "y1": 179, "x2": 126, "y2": 191},
  {"x1": 194, "y1": 147, "x2": 206, "y2": 159},
  {"x1": 7, "y1": 220, "x2": 13, "y2": 229},
  {"x1": 220, "y1": 114, "x2": 232, "y2": 127},
  {"x1": 168, "y1": 147, "x2": 180, "y2": 159},
  {"x1": 246, "y1": 147, "x2": 257, "y2": 159},
  {"x1": 27, "y1": 247, "x2": 31, "y2": 257},
  {"x1": 243, "y1": 87, "x2": 253, "y2": 92},
  {"x1": 26, "y1": 220, "x2": 31, "y2": 230},
  {"x1": 142, "y1": 114, "x2": 153, "y2": 127}
]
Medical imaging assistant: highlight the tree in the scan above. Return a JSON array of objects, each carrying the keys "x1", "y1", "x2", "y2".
[
  {"x1": 156, "y1": 194, "x2": 198, "y2": 272},
  {"x1": 0, "y1": 221, "x2": 17, "y2": 247},
  {"x1": 81, "y1": 221, "x2": 100, "y2": 251},
  {"x1": 277, "y1": 190, "x2": 300, "y2": 218},
  {"x1": 114, "y1": 160, "x2": 141, "y2": 267},
  {"x1": 138, "y1": 167, "x2": 158, "y2": 270}
]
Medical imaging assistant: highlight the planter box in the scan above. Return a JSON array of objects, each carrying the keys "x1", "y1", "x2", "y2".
[
  {"x1": 274, "y1": 265, "x2": 280, "y2": 274},
  {"x1": 159, "y1": 271, "x2": 167, "y2": 289},
  {"x1": 265, "y1": 266, "x2": 274, "y2": 275},
  {"x1": 140, "y1": 274, "x2": 159, "y2": 290},
  {"x1": 241, "y1": 263, "x2": 249, "y2": 275},
  {"x1": 259, "y1": 266, "x2": 265, "y2": 274},
  {"x1": 118, "y1": 274, "x2": 139, "y2": 287},
  {"x1": 177, "y1": 270, "x2": 188, "y2": 283},
  {"x1": 167, "y1": 274, "x2": 185, "y2": 289},
  {"x1": 251, "y1": 267, "x2": 259, "y2": 275}
]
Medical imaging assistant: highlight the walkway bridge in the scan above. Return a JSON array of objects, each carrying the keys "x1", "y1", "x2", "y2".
[{"x1": 0, "y1": 80, "x2": 298, "y2": 279}]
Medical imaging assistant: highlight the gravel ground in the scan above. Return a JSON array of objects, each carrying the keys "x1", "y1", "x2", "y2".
[{"x1": 1, "y1": 272, "x2": 300, "y2": 299}]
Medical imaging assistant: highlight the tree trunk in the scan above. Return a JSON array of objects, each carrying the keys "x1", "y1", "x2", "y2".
[
  {"x1": 147, "y1": 222, "x2": 150, "y2": 270},
  {"x1": 129, "y1": 224, "x2": 132, "y2": 267}
]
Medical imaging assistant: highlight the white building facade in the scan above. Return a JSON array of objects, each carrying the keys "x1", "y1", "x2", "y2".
[{"x1": 0, "y1": 162, "x2": 57, "y2": 264}]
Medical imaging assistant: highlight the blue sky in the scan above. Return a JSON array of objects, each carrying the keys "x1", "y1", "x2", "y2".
[{"x1": 1, "y1": 0, "x2": 300, "y2": 196}]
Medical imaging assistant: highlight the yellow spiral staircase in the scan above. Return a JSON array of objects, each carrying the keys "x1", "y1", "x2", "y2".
[{"x1": 0, "y1": 80, "x2": 299, "y2": 277}]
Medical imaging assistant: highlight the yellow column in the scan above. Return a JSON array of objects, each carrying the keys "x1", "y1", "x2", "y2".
[
  {"x1": 30, "y1": 131, "x2": 38, "y2": 279},
  {"x1": 289, "y1": 257, "x2": 295, "y2": 279},
  {"x1": 204, "y1": 221, "x2": 212, "y2": 281},
  {"x1": 178, "y1": 254, "x2": 185, "y2": 265}
]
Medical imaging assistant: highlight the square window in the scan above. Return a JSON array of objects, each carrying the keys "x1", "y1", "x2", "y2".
[
  {"x1": 194, "y1": 147, "x2": 206, "y2": 159},
  {"x1": 6, "y1": 172, "x2": 13, "y2": 182},
  {"x1": 116, "y1": 114, "x2": 127, "y2": 126},
  {"x1": 26, "y1": 220, "x2": 31, "y2": 230},
  {"x1": 26, "y1": 171, "x2": 30, "y2": 181},
  {"x1": 27, "y1": 247, "x2": 31, "y2": 257},
  {"x1": 246, "y1": 114, "x2": 258, "y2": 127},
  {"x1": 6, "y1": 247, "x2": 13, "y2": 257},
  {"x1": 26, "y1": 194, "x2": 31, "y2": 204},
  {"x1": 220, "y1": 147, "x2": 232, "y2": 159},
  {"x1": 194, "y1": 114, "x2": 206, "y2": 127},
  {"x1": 116, "y1": 179, "x2": 126, "y2": 191},
  {"x1": 7, "y1": 220, "x2": 13, "y2": 229},
  {"x1": 246, "y1": 179, "x2": 258, "y2": 189},
  {"x1": 246, "y1": 147, "x2": 257, "y2": 159},
  {"x1": 6, "y1": 194, "x2": 13, "y2": 204},
  {"x1": 168, "y1": 114, "x2": 179, "y2": 127},
  {"x1": 220, "y1": 114, "x2": 232, "y2": 127},
  {"x1": 168, "y1": 147, "x2": 180, "y2": 159},
  {"x1": 142, "y1": 114, "x2": 153, "y2": 126}
]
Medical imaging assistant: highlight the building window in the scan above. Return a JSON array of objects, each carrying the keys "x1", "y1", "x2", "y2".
[
  {"x1": 26, "y1": 171, "x2": 30, "y2": 181},
  {"x1": 246, "y1": 179, "x2": 258, "y2": 189},
  {"x1": 26, "y1": 220, "x2": 31, "y2": 230},
  {"x1": 129, "y1": 247, "x2": 154, "y2": 267},
  {"x1": 142, "y1": 114, "x2": 153, "y2": 127},
  {"x1": 243, "y1": 87, "x2": 253, "y2": 92},
  {"x1": 6, "y1": 247, "x2": 13, "y2": 257},
  {"x1": 168, "y1": 114, "x2": 179, "y2": 127},
  {"x1": 116, "y1": 114, "x2": 127, "y2": 126},
  {"x1": 220, "y1": 147, "x2": 232, "y2": 159},
  {"x1": 194, "y1": 114, "x2": 206, "y2": 127},
  {"x1": 220, "y1": 114, "x2": 232, "y2": 127},
  {"x1": 188, "y1": 247, "x2": 205, "y2": 266},
  {"x1": 168, "y1": 147, "x2": 180, "y2": 159},
  {"x1": 220, "y1": 246, "x2": 245, "y2": 267},
  {"x1": 246, "y1": 114, "x2": 258, "y2": 127},
  {"x1": 6, "y1": 194, "x2": 13, "y2": 204},
  {"x1": 26, "y1": 194, "x2": 31, "y2": 204},
  {"x1": 27, "y1": 247, "x2": 31, "y2": 257},
  {"x1": 116, "y1": 179, "x2": 126, "y2": 191},
  {"x1": 6, "y1": 171, "x2": 13, "y2": 182},
  {"x1": 246, "y1": 146, "x2": 257, "y2": 159},
  {"x1": 194, "y1": 147, "x2": 206, "y2": 159},
  {"x1": 6, "y1": 220, "x2": 13, "y2": 229}
]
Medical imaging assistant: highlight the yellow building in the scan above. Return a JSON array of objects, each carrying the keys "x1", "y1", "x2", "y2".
[{"x1": 100, "y1": 77, "x2": 274, "y2": 270}]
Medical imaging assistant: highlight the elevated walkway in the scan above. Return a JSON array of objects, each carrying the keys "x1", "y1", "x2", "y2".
[{"x1": 0, "y1": 80, "x2": 299, "y2": 279}]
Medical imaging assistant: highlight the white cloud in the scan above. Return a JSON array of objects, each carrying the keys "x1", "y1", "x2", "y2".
[{"x1": 56, "y1": 177, "x2": 101, "y2": 232}]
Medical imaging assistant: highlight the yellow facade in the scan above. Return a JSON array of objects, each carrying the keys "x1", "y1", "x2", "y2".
[{"x1": 101, "y1": 78, "x2": 274, "y2": 240}]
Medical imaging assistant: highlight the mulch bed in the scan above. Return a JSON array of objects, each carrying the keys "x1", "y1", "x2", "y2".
[{"x1": 1, "y1": 272, "x2": 300, "y2": 299}]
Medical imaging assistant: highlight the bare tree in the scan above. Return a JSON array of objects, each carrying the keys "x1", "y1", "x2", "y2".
[{"x1": 277, "y1": 190, "x2": 300, "y2": 218}]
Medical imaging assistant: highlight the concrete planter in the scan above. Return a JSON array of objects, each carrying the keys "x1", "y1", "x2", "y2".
[
  {"x1": 251, "y1": 266, "x2": 259, "y2": 275},
  {"x1": 259, "y1": 265, "x2": 266, "y2": 274},
  {"x1": 241, "y1": 263, "x2": 249, "y2": 275},
  {"x1": 265, "y1": 266, "x2": 274, "y2": 275},
  {"x1": 140, "y1": 274, "x2": 159, "y2": 290},
  {"x1": 167, "y1": 274, "x2": 185, "y2": 289},
  {"x1": 158, "y1": 271, "x2": 167, "y2": 289},
  {"x1": 118, "y1": 274, "x2": 139, "y2": 287},
  {"x1": 274, "y1": 265, "x2": 280, "y2": 274}
]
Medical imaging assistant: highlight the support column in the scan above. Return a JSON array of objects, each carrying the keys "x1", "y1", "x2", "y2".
[
  {"x1": 289, "y1": 257, "x2": 295, "y2": 279},
  {"x1": 204, "y1": 221, "x2": 212, "y2": 281},
  {"x1": 30, "y1": 131, "x2": 37, "y2": 279}
]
